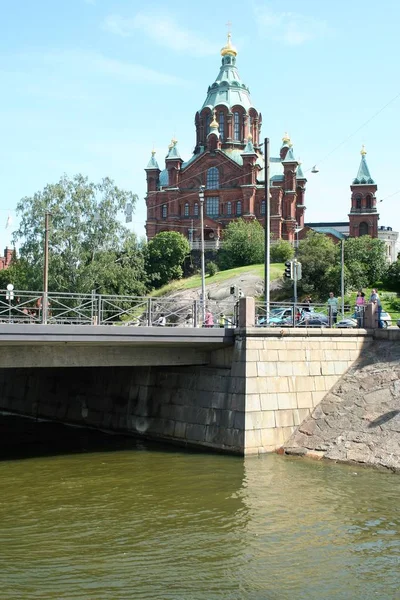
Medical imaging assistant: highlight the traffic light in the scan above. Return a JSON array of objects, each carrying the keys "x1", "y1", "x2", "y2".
[{"x1": 284, "y1": 260, "x2": 293, "y2": 279}]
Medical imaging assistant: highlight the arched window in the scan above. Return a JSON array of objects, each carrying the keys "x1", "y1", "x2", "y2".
[
  {"x1": 184, "y1": 203, "x2": 189, "y2": 217},
  {"x1": 219, "y1": 112, "x2": 225, "y2": 141},
  {"x1": 206, "y1": 197, "x2": 219, "y2": 217},
  {"x1": 359, "y1": 222, "x2": 369, "y2": 236},
  {"x1": 162, "y1": 204, "x2": 167, "y2": 218},
  {"x1": 366, "y1": 194, "x2": 372, "y2": 209},
  {"x1": 194, "y1": 203, "x2": 199, "y2": 217},
  {"x1": 205, "y1": 113, "x2": 211, "y2": 135},
  {"x1": 356, "y1": 195, "x2": 362, "y2": 209},
  {"x1": 234, "y1": 112, "x2": 240, "y2": 140},
  {"x1": 227, "y1": 201, "x2": 232, "y2": 216},
  {"x1": 248, "y1": 115, "x2": 252, "y2": 137},
  {"x1": 206, "y1": 167, "x2": 219, "y2": 189},
  {"x1": 261, "y1": 200, "x2": 265, "y2": 215},
  {"x1": 236, "y1": 201, "x2": 242, "y2": 216}
]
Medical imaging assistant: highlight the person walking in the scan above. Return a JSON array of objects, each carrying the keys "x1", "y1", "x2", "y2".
[
  {"x1": 355, "y1": 290, "x2": 366, "y2": 327},
  {"x1": 204, "y1": 310, "x2": 214, "y2": 328},
  {"x1": 327, "y1": 292, "x2": 338, "y2": 326},
  {"x1": 369, "y1": 288, "x2": 383, "y2": 328}
]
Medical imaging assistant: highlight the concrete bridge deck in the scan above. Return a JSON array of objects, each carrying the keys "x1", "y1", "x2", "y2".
[{"x1": 0, "y1": 324, "x2": 235, "y2": 368}]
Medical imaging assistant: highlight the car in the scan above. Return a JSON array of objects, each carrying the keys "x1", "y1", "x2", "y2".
[
  {"x1": 337, "y1": 310, "x2": 392, "y2": 328},
  {"x1": 397, "y1": 319, "x2": 400, "y2": 328}
]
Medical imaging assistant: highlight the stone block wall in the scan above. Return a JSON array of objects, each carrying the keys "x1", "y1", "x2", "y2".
[{"x1": 242, "y1": 329, "x2": 374, "y2": 454}]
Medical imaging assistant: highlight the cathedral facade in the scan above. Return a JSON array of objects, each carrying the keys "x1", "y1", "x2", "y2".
[{"x1": 145, "y1": 34, "x2": 306, "y2": 246}]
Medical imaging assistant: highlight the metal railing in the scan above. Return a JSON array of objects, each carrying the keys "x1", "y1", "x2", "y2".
[
  {"x1": 0, "y1": 290, "x2": 239, "y2": 328},
  {"x1": 255, "y1": 301, "x2": 400, "y2": 329}
]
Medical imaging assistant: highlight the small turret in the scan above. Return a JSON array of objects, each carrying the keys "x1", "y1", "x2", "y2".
[
  {"x1": 165, "y1": 139, "x2": 183, "y2": 187},
  {"x1": 145, "y1": 150, "x2": 160, "y2": 192}
]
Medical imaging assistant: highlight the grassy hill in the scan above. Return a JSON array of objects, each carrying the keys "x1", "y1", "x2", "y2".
[{"x1": 151, "y1": 263, "x2": 284, "y2": 298}]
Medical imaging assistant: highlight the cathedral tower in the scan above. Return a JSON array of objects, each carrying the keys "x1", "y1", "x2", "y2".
[{"x1": 349, "y1": 146, "x2": 379, "y2": 237}]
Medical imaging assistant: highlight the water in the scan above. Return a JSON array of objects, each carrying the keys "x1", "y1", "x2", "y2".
[{"x1": 1, "y1": 415, "x2": 399, "y2": 599}]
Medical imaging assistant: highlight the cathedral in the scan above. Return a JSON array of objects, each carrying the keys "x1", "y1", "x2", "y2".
[
  {"x1": 145, "y1": 34, "x2": 307, "y2": 246},
  {"x1": 145, "y1": 34, "x2": 397, "y2": 258}
]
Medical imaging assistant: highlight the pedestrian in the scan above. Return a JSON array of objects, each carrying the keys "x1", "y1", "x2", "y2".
[
  {"x1": 369, "y1": 288, "x2": 383, "y2": 328},
  {"x1": 327, "y1": 292, "x2": 338, "y2": 325},
  {"x1": 204, "y1": 310, "x2": 214, "y2": 328},
  {"x1": 184, "y1": 313, "x2": 192, "y2": 327},
  {"x1": 303, "y1": 296, "x2": 312, "y2": 312},
  {"x1": 355, "y1": 290, "x2": 366, "y2": 327},
  {"x1": 219, "y1": 313, "x2": 226, "y2": 328},
  {"x1": 155, "y1": 313, "x2": 166, "y2": 327}
]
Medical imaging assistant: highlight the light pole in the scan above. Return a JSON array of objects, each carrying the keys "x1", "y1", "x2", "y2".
[
  {"x1": 294, "y1": 226, "x2": 303, "y2": 305},
  {"x1": 6, "y1": 283, "x2": 14, "y2": 322},
  {"x1": 43, "y1": 211, "x2": 52, "y2": 324},
  {"x1": 340, "y1": 238, "x2": 345, "y2": 318},
  {"x1": 264, "y1": 138, "x2": 270, "y2": 320},
  {"x1": 199, "y1": 186, "x2": 206, "y2": 326}
]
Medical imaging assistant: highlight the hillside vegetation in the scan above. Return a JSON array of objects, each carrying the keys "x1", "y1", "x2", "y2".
[{"x1": 151, "y1": 263, "x2": 284, "y2": 298}]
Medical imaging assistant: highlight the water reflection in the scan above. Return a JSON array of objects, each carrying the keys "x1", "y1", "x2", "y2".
[{"x1": 0, "y1": 414, "x2": 399, "y2": 599}]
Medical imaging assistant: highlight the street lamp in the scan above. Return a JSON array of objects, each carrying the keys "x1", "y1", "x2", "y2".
[
  {"x1": 6, "y1": 283, "x2": 14, "y2": 322},
  {"x1": 294, "y1": 225, "x2": 304, "y2": 305},
  {"x1": 264, "y1": 138, "x2": 270, "y2": 321},
  {"x1": 199, "y1": 186, "x2": 206, "y2": 326},
  {"x1": 43, "y1": 211, "x2": 52, "y2": 324}
]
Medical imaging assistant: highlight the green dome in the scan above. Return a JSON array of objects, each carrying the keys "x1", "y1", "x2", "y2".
[{"x1": 201, "y1": 55, "x2": 254, "y2": 113}]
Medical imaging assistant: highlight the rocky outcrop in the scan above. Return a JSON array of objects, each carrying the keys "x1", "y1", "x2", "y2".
[{"x1": 284, "y1": 341, "x2": 400, "y2": 472}]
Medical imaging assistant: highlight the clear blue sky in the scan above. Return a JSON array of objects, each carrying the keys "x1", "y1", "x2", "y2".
[{"x1": 1, "y1": 0, "x2": 400, "y2": 247}]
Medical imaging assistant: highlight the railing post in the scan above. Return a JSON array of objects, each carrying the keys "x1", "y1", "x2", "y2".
[
  {"x1": 238, "y1": 297, "x2": 256, "y2": 328},
  {"x1": 97, "y1": 294, "x2": 102, "y2": 325},
  {"x1": 193, "y1": 300, "x2": 198, "y2": 327},
  {"x1": 147, "y1": 298, "x2": 152, "y2": 326}
]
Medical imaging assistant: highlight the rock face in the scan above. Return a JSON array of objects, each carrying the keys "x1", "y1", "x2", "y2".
[{"x1": 284, "y1": 341, "x2": 400, "y2": 472}]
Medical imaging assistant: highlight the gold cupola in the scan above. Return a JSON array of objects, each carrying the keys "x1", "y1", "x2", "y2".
[{"x1": 220, "y1": 32, "x2": 237, "y2": 57}]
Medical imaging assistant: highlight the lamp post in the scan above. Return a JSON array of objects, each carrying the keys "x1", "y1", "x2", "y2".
[
  {"x1": 264, "y1": 138, "x2": 270, "y2": 320},
  {"x1": 6, "y1": 283, "x2": 14, "y2": 322},
  {"x1": 43, "y1": 211, "x2": 52, "y2": 324},
  {"x1": 294, "y1": 225, "x2": 304, "y2": 305},
  {"x1": 341, "y1": 238, "x2": 345, "y2": 318},
  {"x1": 199, "y1": 186, "x2": 206, "y2": 326}
]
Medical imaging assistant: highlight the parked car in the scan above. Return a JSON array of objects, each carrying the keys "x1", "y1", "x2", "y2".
[{"x1": 336, "y1": 311, "x2": 392, "y2": 328}]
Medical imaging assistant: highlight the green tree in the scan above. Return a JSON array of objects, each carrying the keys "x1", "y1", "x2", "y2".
[
  {"x1": 270, "y1": 239, "x2": 294, "y2": 263},
  {"x1": 145, "y1": 231, "x2": 190, "y2": 288},
  {"x1": 219, "y1": 218, "x2": 265, "y2": 269},
  {"x1": 12, "y1": 174, "x2": 146, "y2": 294},
  {"x1": 344, "y1": 236, "x2": 387, "y2": 288},
  {"x1": 296, "y1": 232, "x2": 338, "y2": 298},
  {"x1": 382, "y1": 258, "x2": 400, "y2": 292}
]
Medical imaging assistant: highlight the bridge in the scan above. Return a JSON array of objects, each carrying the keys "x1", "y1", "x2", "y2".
[{"x1": 0, "y1": 292, "x2": 398, "y2": 456}]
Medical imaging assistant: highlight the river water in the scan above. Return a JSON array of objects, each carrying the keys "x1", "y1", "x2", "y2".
[{"x1": 1, "y1": 414, "x2": 399, "y2": 600}]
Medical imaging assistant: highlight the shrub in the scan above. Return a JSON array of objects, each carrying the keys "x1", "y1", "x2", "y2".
[
  {"x1": 206, "y1": 261, "x2": 219, "y2": 277},
  {"x1": 270, "y1": 239, "x2": 294, "y2": 263}
]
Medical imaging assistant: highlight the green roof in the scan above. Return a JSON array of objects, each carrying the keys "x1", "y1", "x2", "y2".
[
  {"x1": 146, "y1": 152, "x2": 160, "y2": 170},
  {"x1": 296, "y1": 164, "x2": 306, "y2": 179},
  {"x1": 201, "y1": 55, "x2": 254, "y2": 112},
  {"x1": 309, "y1": 226, "x2": 346, "y2": 240},
  {"x1": 242, "y1": 137, "x2": 256, "y2": 154},
  {"x1": 353, "y1": 155, "x2": 375, "y2": 184},
  {"x1": 166, "y1": 142, "x2": 182, "y2": 160},
  {"x1": 282, "y1": 147, "x2": 297, "y2": 163}
]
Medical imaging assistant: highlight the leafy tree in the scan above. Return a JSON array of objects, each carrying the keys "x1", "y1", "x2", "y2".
[
  {"x1": 382, "y1": 258, "x2": 400, "y2": 292},
  {"x1": 344, "y1": 236, "x2": 387, "y2": 288},
  {"x1": 219, "y1": 218, "x2": 265, "y2": 269},
  {"x1": 12, "y1": 174, "x2": 146, "y2": 294},
  {"x1": 296, "y1": 231, "x2": 338, "y2": 298},
  {"x1": 145, "y1": 231, "x2": 190, "y2": 288},
  {"x1": 270, "y1": 239, "x2": 294, "y2": 263}
]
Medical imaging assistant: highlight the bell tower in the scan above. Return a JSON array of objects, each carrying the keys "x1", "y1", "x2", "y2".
[{"x1": 349, "y1": 146, "x2": 379, "y2": 238}]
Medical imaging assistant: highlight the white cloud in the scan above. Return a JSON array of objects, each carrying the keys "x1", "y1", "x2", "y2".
[
  {"x1": 103, "y1": 12, "x2": 218, "y2": 57},
  {"x1": 254, "y1": 4, "x2": 329, "y2": 45}
]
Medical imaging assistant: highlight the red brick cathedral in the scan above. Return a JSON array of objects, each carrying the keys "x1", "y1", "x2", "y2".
[{"x1": 145, "y1": 34, "x2": 307, "y2": 244}]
